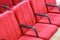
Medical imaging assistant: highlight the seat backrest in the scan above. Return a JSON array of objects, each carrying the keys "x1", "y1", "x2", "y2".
[
  {"x1": 45, "y1": 0, "x2": 56, "y2": 11},
  {"x1": 29, "y1": 0, "x2": 47, "y2": 13},
  {"x1": 25, "y1": 0, "x2": 48, "y2": 21},
  {"x1": 45, "y1": 0, "x2": 56, "y2": 4},
  {"x1": 12, "y1": 1, "x2": 36, "y2": 33},
  {"x1": 0, "y1": 11, "x2": 22, "y2": 40},
  {"x1": 13, "y1": 0, "x2": 21, "y2": 5}
]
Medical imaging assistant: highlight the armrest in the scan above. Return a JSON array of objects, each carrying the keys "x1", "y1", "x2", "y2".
[
  {"x1": 0, "y1": 4, "x2": 10, "y2": 10},
  {"x1": 46, "y1": 4, "x2": 60, "y2": 11},
  {"x1": 20, "y1": 24, "x2": 39, "y2": 37},
  {"x1": 46, "y1": 4, "x2": 57, "y2": 7},
  {"x1": 34, "y1": 13, "x2": 51, "y2": 24}
]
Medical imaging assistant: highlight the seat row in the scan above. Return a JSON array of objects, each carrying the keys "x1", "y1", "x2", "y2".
[
  {"x1": 0, "y1": 0, "x2": 60, "y2": 13},
  {"x1": 0, "y1": 0, "x2": 60, "y2": 26},
  {"x1": 0, "y1": 0, "x2": 59, "y2": 40}
]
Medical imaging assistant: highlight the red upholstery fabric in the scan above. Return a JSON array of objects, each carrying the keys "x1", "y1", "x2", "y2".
[
  {"x1": 27, "y1": 0, "x2": 60, "y2": 26},
  {"x1": 0, "y1": 0, "x2": 13, "y2": 13},
  {"x1": 13, "y1": 0, "x2": 20, "y2": 5},
  {"x1": 19, "y1": 36, "x2": 44, "y2": 40},
  {"x1": 12, "y1": 1, "x2": 58, "y2": 40},
  {"x1": 0, "y1": 11, "x2": 22, "y2": 40},
  {"x1": 45, "y1": 0, "x2": 56, "y2": 10},
  {"x1": 0, "y1": 11, "x2": 44, "y2": 40},
  {"x1": 0, "y1": 0, "x2": 13, "y2": 7},
  {"x1": 12, "y1": 1, "x2": 36, "y2": 33},
  {"x1": 45, "y1": 0, "x2": 60, "y2": 13},
  {"x1": 29, "y1": 0, "x2": 47, "y2": 13},
  {"x1": 45, "y1": 0, "x2": 56, "y2": 4},
  {"x1": 49, "y1": 7, "x2": 60, "y2": 13},
  {"x1": 0, "y1": 0, "x2": 20, "y2": 13},
  {"x1": 25, "y1": 23, "x2": 58, "y2": 40},
  {"x1": 39, "y1": 13, "x2": 60, "y2": 26},
  {"x1": 0, "y1": 14, "x2": 9, "y2": 40},
  {"x1": 28, "y1": 0, "x2": 47, "y2": 21}
]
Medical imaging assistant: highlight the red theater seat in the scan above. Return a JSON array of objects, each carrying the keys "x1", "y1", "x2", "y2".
[
  {"x1": 39, "y1": 13, "x2": 60, "y2": 26},
  {"x1": 0, "y1": 0, "x2": 13, "y2": 13},
  {"x1": 25, "y1": 23, "x2": 57, "y2": 39},
  {"x1": 26, "y1": 0, "x2": 60, "y2": 26},
  {"x1": 12, "y1": 1, "x2": 58, "y2": 40},
  {"x1": 0, "y1": 11, "x2": 44, "y2": 40},
  {"x1": 0, "y1": 11, "x2": 22, "y2": 40},
  {"x1": 45, "y1": 0, "x2": 60, "y2": 13},
  {"x1": 0, "y1": 0, "x2": 20, "y2": 13}
]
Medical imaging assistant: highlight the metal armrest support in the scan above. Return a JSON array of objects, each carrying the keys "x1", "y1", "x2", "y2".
[
  {"x1": 35, "y1": 13, "x2": 51, "y2": 24},
  {"x1": 20, "y1": 24, "x2": 39, "y2": 37},
  {"x1": 0, "y1": 4, "x2": 10, "y2": 10},
  {"x1": 46, "y1": 4, "x2": 60, "y2": 11},
  {"x1": 46, "y1": 4, "x2": 57, "y2": 7}
]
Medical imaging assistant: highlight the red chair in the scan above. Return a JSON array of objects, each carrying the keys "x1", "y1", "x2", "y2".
[
  {"x1": 0, "y1": 11, "x2": 22, "y2": 40},
  {"x1": 0, "y1": 0, "x2": 13, "y2": 13},
  {"x1": 0, "y1": 0, "x2": 21, "y2": 13},
  {"x1": 0, "y1": 11, "x2": 44, "y2": 40},
  {"x1": 44, "y1": 0, "x2": 60, "y2": 13},
  {"x1": 12, "y1": 1, "x2": 58, "y2": 40},
  {"x1": 25, "y1": 0, "x2": 60, "y2": 26}
]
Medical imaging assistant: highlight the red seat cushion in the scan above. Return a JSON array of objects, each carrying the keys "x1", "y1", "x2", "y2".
[
  {"x1": 39, "y1": 13, "x2": 60, "y2": 26},
  {"x1": 19, "y1": 36, "x2": 44, "y2": 40},
  {"x1": 49, "y1": 7, "x2": 60, "y2": 13},
  {"x1": 25, "y1": 23, "x2": 58, "y2": 40}
]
